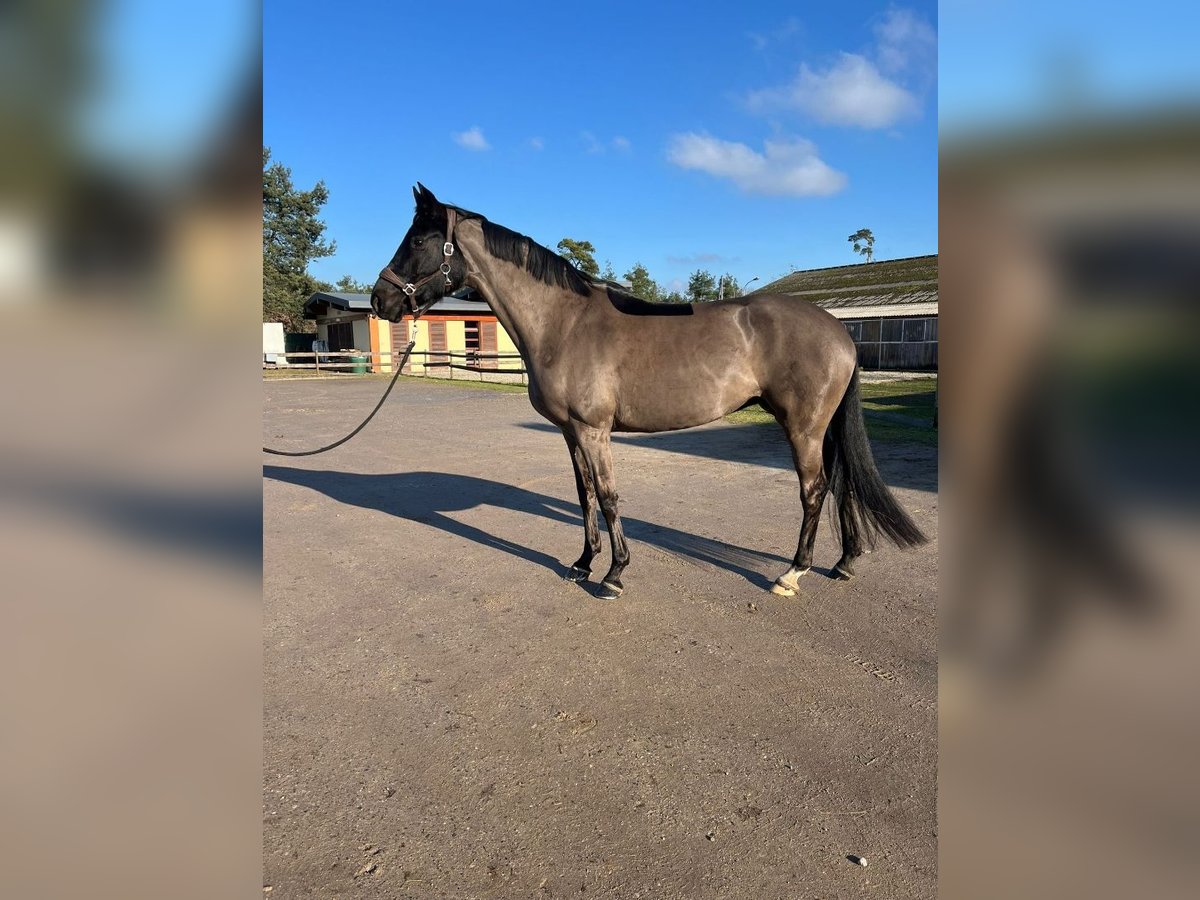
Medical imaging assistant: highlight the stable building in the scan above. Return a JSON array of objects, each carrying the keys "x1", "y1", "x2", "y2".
[
  {"x1": 755, "y1": 255, "x2": 938, "y2": 370},
  {"x1": 302, "y1": 291, "x2": 379, "y2": 355},
  {"x1": 304, "y1": 288, "x2": 521, "y2": 378}
]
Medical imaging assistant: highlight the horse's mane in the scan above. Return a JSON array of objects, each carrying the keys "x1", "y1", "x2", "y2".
[
  {"x1": 455, "y1": 208, "x2": 592, "y2": 296},
  {"x1": 451, "y1": 205, "x2": 688, "y2": 312}
]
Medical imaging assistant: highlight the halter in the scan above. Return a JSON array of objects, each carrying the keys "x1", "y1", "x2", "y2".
[{"x1": 377, "y1": 208, "x2": 459, "y2": 320}]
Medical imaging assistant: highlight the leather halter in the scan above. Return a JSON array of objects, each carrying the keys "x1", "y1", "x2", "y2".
[{"x1": 377, "y1": 207, "x2": 459, "y2": 316}]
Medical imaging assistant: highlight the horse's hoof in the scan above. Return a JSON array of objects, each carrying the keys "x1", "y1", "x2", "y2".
[
  {"x1": 832, "y1": 566, "x2": 854, "y2": 581},
  {"x1": 563, "y1": 566, "x2": 590, "y2": 583},
  {"x1": 597, "y1": 581, "x2": 624, "y2": 600},
  {"x1": 771, "y1": 567, "x2": 810, "y2": 595}
]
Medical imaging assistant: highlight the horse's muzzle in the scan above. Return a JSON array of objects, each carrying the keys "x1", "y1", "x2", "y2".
[{"x1": 370, "y1": 282, "x2": 404, "y2": 321}]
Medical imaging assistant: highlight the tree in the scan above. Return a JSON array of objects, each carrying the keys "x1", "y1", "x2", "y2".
[
  {"x1": 556, "y1": 238, "x2": 600, "y2": 277},
  {"x1": 335, "y1": 275, "x2": 374, "y2": 293},
  {"x1": 623, "y1": 262, "x2": 661, "y2": 302},
  {"x1": 848, "y1": 228, "x2": 875, "y2": 264},
  {"x1": 716, "y1": 273, "x2": 742, "y2": 300},
  {"x1": 662, "y1": 290, "x2": 686, "y2": 304},
  {"x1": 600, "y1": 259, "x2": 616, "y2": 281},
  {"x1": 686, "y1": 269, "x2": 718, "y2": 303},
  {"x1": 263, "y1": 147, "x2": 336, "y2": 331}
]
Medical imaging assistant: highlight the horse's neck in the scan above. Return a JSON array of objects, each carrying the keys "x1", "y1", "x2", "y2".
[{"x1": 457, "y1": 222, "x2": 576, "y2": 365}]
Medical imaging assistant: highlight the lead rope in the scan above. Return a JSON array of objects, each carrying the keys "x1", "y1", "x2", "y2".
[
  {"x1": 262, "y1": 323, "x2": 418, "y2": 457},
  {"x1": 264, "y1": 207, "x2": 460, "y2": 458}
]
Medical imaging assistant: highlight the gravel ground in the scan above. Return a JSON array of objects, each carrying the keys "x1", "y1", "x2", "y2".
[{"x1": 264, "y1": 378, "x2": 937, "y2": 899}]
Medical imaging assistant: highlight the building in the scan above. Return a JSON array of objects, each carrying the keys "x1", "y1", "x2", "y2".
[
  {"x1": 263, "y1": 322, "x2": 286, "y2": 366},
  {"x1": 755, "y1": 255, "x2": 938, "y2": 370},
  {"x1": 302, "y1": 290, "x2": 382, "y2": 357},
  {"x1": 303, "y1": 288, "x2": 522, "y2": 379}
]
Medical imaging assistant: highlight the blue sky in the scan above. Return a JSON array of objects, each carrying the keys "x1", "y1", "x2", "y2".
[{"x1": 264, "y1": 1, "x2": 937, "y2": 292}]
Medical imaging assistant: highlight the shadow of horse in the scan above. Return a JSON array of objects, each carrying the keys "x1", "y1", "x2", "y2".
[
  {"x1": 263, "y1": 466, "x2": 793, "y2": 591},
  {"x1": 515, "y1": 421, "x2": 938, "y2": 493}
]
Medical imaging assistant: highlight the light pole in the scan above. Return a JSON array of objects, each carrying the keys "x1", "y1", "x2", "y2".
[{"x1": 741, "y1": 276, "x2": 760, "y2": 294}]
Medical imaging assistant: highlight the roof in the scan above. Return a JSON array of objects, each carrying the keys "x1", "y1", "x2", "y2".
[
  {"x1": 423, "y1": 295, "x2": 492, "y2": 314},
  {"x1": 755, "y1": 254, "x2": 937, "y2": 319},
  {"x1": 303, "y1": 289, "x2": 492, "y2": 319},
  {"x1": 304, "y1": 292, "x2": 373, "y2": 316}
]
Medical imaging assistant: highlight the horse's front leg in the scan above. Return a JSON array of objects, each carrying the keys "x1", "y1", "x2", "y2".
[
  {"x1": 562, "y1": 430, "x2": 602, "y2": 582},
  {"x1": 571, "y1": 422, "x2": 629, "y2": 599}
]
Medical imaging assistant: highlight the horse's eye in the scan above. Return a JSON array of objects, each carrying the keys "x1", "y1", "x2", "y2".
[{"x1": 413, "y1": 237, "x2": 424, "y2": 247}]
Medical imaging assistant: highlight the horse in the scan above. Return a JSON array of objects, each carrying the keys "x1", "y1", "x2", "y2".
[{"x1": 371, "y1": 184, "x2": 927, "y2": 600}]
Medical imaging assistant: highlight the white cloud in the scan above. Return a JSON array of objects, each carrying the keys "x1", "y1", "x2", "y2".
[
  {"x1": 874, "y1": 7, "x2": 937, "y2": 76},
  {"x1": 747, "y1": 53, "x2": 919, "y2": 129},
  {"x1": 612, "y1": 135, "x2": 632, "y2": 152},
  {"x1": 745, "y1": 8, "x2": 935, "y2": 129},
  {"x1": 452, "y1": 127, "x2": 490, "y2": 151},
  {"x1": 666, "y1": 133, "x2": 846, "y2": 197},
  {"x1": 528, "y1": 136, "x2": 544, "y2": 151}
]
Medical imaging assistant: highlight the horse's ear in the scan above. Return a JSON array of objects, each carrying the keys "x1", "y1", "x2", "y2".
[
  {"x1": 415, "y1": 182, "x2": 440, "y2": 207},
  {"x1": 412, "y1": 185, "x2": 421, "y2": 204}
]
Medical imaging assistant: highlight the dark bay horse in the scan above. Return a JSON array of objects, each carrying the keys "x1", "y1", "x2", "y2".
[{"x1": 372, "y1": 185, "x2": 926, "y2": 600}]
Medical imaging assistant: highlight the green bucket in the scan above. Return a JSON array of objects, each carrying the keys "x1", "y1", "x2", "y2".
[{"x1": 349, "y1": 354, "x2": 368, "y2": 375}]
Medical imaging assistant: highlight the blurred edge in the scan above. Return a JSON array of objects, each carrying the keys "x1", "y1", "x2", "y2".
[
  {"x1": 940, "y1": 9, "x2": 1200, "y2": 899},
  {"x1": 4, "y1": 1, "x2": 1200, "y2": 898},
  {"x1": 0, "y1": 3, "x2": 262, "y2": 899}
]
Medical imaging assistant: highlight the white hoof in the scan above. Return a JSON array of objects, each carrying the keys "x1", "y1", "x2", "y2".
[{"x1": 771, "y1": 567, "x2": 810, "y2": 596}]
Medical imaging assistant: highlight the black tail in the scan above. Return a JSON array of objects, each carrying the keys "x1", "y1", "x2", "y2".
[{"x1": 826, "y1": 368, "x2": 928, "y2": 551}]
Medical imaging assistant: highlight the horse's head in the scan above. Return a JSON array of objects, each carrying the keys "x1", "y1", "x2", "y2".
[{"x1": 371, "y1": 183, "x2": 470, "y2": 322}]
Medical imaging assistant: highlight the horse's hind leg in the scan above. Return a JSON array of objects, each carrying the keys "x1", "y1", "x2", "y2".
[
  {"x1": 832, "y1": 488, "x2": 864, "y2": 580},
  {"x1": 562, "y1": 430, "x2": 602, "y2": 582},
  {"x1": 571, "y1": 422, "x2": 629, "y2": 600},
  {"x1": 771, "y1": 428, "x2": 830, "y2": 597}
]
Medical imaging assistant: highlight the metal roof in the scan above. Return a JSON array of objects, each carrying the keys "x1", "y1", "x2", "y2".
[
  {"x1": 304, "y1": 292, "x2": 373, "y2": 314},
  {"x1": 425, "y1": 296, "x2": 492, "y2": 314},
  {"x1": 303, "y1": 289, "x2": 491, "y2": 318},
  {"x1": 756, "y1": 254, "x2": 938, "y2": 317}
]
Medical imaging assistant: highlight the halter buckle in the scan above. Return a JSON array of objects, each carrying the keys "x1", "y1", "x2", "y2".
[
  {"x1": 443, "y1": 242, "x2": 455, "y2": 256},
  {"x1": 402, "y1": 283, "x2": 416, "y2": 296}
]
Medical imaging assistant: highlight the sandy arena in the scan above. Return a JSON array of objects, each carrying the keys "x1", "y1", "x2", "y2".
[{"x1": 264, "y1": 377, "x2": 937, "y2": 898}]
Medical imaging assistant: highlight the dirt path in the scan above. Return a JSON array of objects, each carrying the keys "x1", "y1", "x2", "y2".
[{"x1": 264, "y1": 379, "x2": 937, "y2": 899}]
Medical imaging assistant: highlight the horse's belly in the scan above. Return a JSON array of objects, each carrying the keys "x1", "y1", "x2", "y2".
[{"x1": 613, "y1": 369, "x2": 756, "y2": 432}]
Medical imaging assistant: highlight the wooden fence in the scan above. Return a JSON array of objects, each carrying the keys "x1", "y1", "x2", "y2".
[{"x1": 265, "y1": 349, "x2": 527, "y2": 383}]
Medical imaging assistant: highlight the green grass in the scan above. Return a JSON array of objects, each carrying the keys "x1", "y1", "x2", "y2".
[
  {"x1": 861, "y1": 418, "x2": 938, "y2": 447},
  {"x1": 858, "y1": 376, "x2": 937, "y2": 422},
  {"x1": 722, "y1": 406, "x2": 776, "y2": 426}
]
